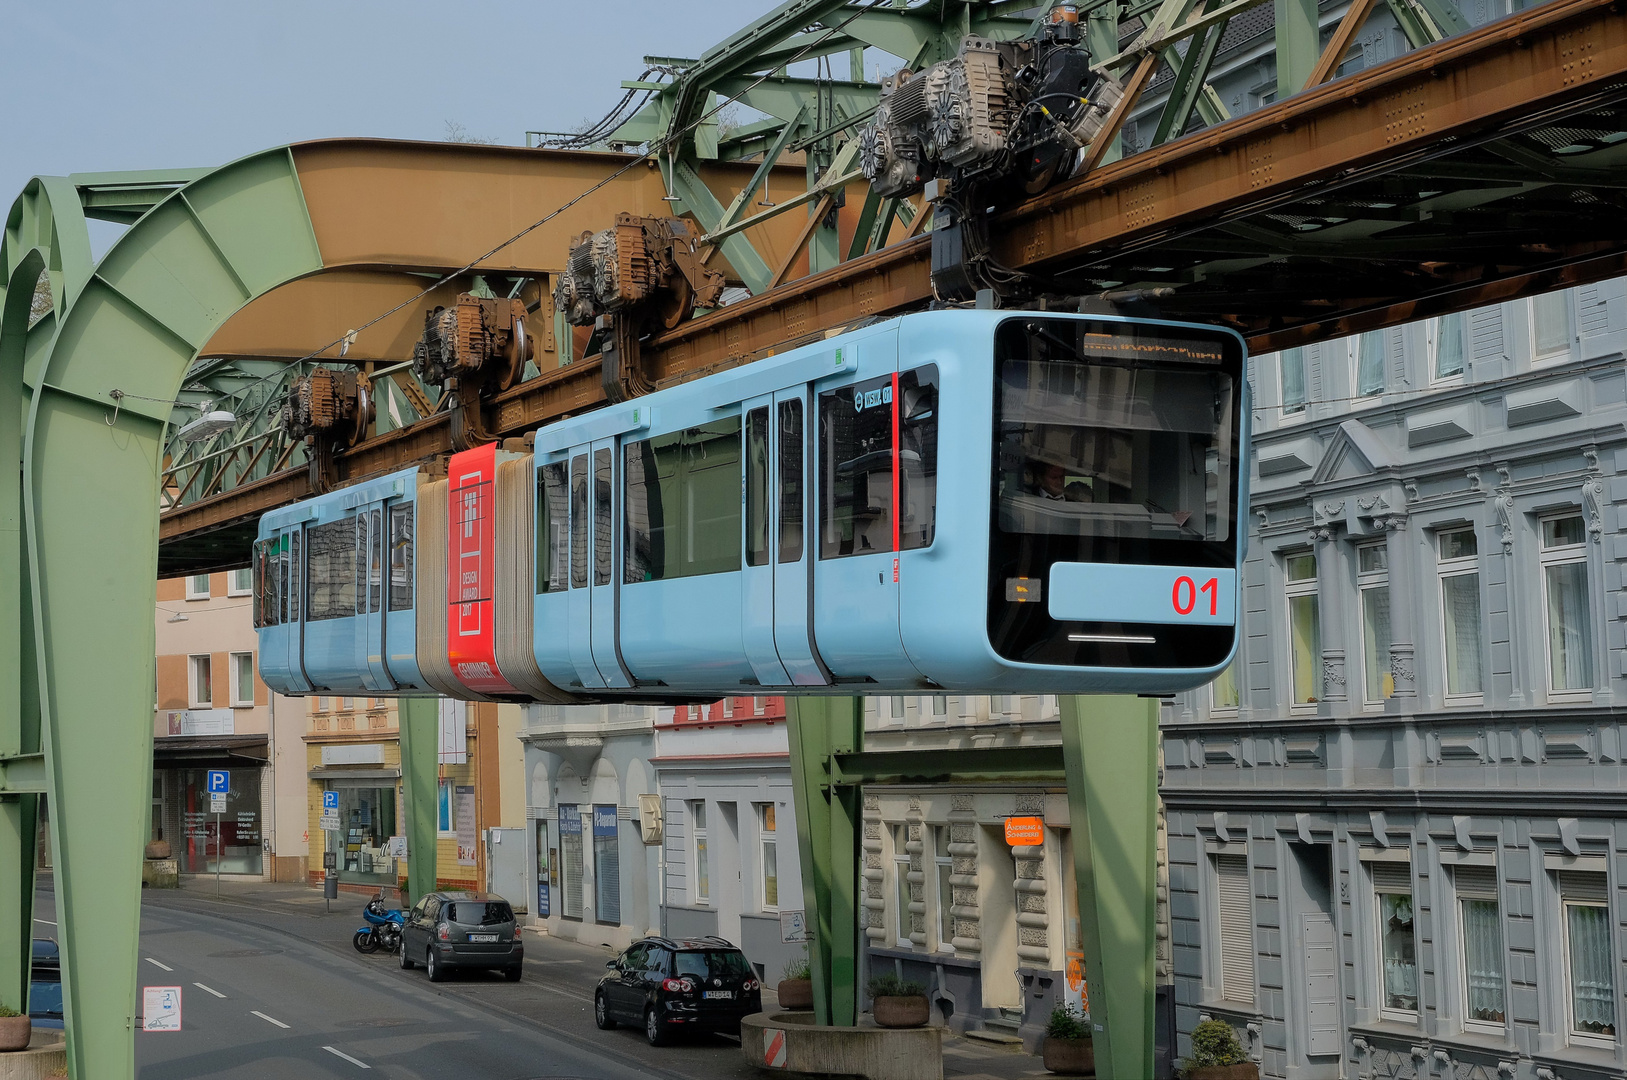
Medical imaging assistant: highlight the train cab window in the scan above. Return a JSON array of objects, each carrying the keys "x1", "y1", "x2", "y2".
[
  {"x1": 623, "y1": 418, "x2": 743, "y2": 582},
  {"x1": 388, "y1": 504, "x2": 414, "y2": 611},
  {"x1": 594, "y1": 449, "x2": 613, "y2": 587},
  {"x1": 779, "y1": 400, "x2": 804, "y2": 563},
  {"x1": 746, "y1": 408, "x2": 771, "y2": 567},
  {"x1": 252, "y1": 540, "x2": 270, "y2": 628},
  {"x1": 536, "y1": 463, "x2": 569, "y2": 593},
  {"x1": 988, "y1": 316, "x2": 1241, "y2": 668},
  {"x1": 288, "y1": 531, "x2": 301, "y2": 624},
  {"x1": 306, "y1": 517, "x2": 358, "y2": 621},
  {"x1": 818, "y1": 367, "x2": 938, "y2": 559},
  {"x1": 367, "y1": 508, "x2": 384, "y2": 613},
  {"x1": 570, "y1": 455, "x2": 589, "y2": 589}
]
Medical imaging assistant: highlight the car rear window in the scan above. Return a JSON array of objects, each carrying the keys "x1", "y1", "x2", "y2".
[
  {"x1": 29, "y1": 978, "x2": 63, "y2": 1019},
  {"x1": 446, "y1": 902, "x2": 512, "y2": 926},
  {"x1": 673, "y1": 950, "x2": 752, "y2": 980}
]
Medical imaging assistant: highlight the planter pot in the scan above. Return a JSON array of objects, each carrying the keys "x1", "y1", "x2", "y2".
[
  {"x1": 144, "y1": 840, "x2": 171, "y2": 860},
  {"x1": 1042, "y1": 1035, "x2": 1094, "y2": 1075},
  {"x1": 1185, "y1": 1064, "x2": 1259, "y2": 1080},
  {"x1": 872, "y1": 994, "x2": 930, "y2": 1029},
  {"x1": 0, "y1": 1013, "x2": 31, "y2": 1052},
  {"x1": 777, "y1": 978, "x2": 814, "y2": 1010}
]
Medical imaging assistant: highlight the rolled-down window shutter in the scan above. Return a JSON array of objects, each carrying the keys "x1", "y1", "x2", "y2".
[
  {"x1": 1454, "y1": 865, "x2": 1498, "y2": 901},
  {"x1": 1560, "y1": 871, "x2": 1608, "y2": 903},
  {"x1": 1217, "y1": 853, "x2": 1255, "y2": 1003},
  {"x1": 1371, "y1": 861, "x2": 1413, "y2": 893}
]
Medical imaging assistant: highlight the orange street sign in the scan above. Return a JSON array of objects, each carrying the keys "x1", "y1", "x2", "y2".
[{"x1": 1003, "y1": 816, "x2": 1045, "y2": 846}]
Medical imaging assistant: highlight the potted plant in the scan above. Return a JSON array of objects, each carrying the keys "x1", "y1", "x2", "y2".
[
  {"x1": 1041, "y1": 1004, "x2": 1094, "y2": 1075},
  {"x1": 0, "y1": 1001, "x2": 29, "y2": 1052},
  {"x1": 868, "y1": 972, "x2": 930, "y2": 1028},
  {"x1": 1181, "y1": 1018, "x2": 1257, "y2": 1080},
  {"x1": 778, "y1": 953, "x2": 813, "y2": 1010}
]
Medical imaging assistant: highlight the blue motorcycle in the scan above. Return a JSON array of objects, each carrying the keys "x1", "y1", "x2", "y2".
[{"x1": 352, "y1": 893, "x2": 404, "y2": 954}]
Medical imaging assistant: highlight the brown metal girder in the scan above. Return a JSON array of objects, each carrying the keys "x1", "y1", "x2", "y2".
[{"x1": 995, "y1": 0, "x2": 1627, "y2": 279}]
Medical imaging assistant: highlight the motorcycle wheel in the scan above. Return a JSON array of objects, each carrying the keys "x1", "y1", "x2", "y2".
[{"x1": 353, "y1": 929, "x2": 379, "y2": 954}]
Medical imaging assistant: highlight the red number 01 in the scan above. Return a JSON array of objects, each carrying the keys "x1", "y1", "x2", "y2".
[{"x1": 1172, "y1": 576, "x2": 1221, "y2": 616}]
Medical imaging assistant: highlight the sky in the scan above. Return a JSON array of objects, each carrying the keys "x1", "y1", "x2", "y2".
[{"x1": 2, "y1": 0, "x2": 776, "y2": 255}]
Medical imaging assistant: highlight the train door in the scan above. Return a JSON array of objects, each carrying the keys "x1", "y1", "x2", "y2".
[
  {"x1": 564, "y1": 449, "x2": 605, "y2": 688},
  {"x1": 741, "y1": 398, "x2": 792, "y2": 686},
  {"x1": 276, "y1": 525, "x2": 313, "y2": 693},
  {"x1": 771, "y1": 389, "x2": 828, "y2": 685},
  {"x1": 588, "y1": 439, "x2": 633, "y2": 689},
  {"x1": 354, "y1": 501, "x2": 393, "y2": 691}
]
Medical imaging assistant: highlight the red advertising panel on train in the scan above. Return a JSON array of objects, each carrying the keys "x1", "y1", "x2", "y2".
[{"x1": 447, "y1": 444, "x2": 517, "y2": 695}]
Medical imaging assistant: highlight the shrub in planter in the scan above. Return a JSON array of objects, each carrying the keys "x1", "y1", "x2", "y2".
[
  {"x1": 1041, "y1": 1004, "x2": 1094, "y2": 1076},
  {"x1": 778, "y1": 954, "x2": 813, "y2": 1010},
  {"x1": 0, "y1": 1002, "x2": 30, "y2": 1052},
  {"x1": 1181, "y1": 1018, "x2": 1257, "y2": 1080},
  {"x1": 867, "y1": 973, "x2": 929, "y2": 1028}
]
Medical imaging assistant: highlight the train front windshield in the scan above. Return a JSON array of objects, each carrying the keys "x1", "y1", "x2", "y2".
[{"x1": 989, "y1": 316, "x2": 1242, "y2": 671}]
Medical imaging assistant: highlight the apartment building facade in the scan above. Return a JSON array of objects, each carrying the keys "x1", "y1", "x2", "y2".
[{"x1": 1166, "y1": 279, "x2": 1627, "y2": 1080}]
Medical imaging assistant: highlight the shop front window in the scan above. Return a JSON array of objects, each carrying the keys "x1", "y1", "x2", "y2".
[
  {"x1": 325, "y1": 782, "x2": 398, "y2": 884},
  {"x1": 176, "y1": 768, "x2": 262, "y2": 875}
]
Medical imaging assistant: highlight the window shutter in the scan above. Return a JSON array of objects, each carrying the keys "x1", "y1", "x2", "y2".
[
  {"x1": 1216, "y1": 853, "x2": 1255, "y2": 1003},
  {"x1": 1371, "y1": 861, "x2": 1412, "y2": 892},
  {"x1": 1578, "y1": 284, "x2": 1610, "y2": 337},
  {"x1": 1470, "y1": 307, "x2": 1505, "y2": 364},
  {"x1": 1454, "y1": 865, "x2": 1498, "y2": 901},
  {"x1": 1302, "y1": 912, "x2": 1340, "y2": 1055},
  {"x1": 1560, "y1": 871, "x2": 1608, "y2": 903}
]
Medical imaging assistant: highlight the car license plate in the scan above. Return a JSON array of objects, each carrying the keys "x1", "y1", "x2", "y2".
[
  {"x1": 469, "y1": 933, "x2": 499, "y2": 942},
  {"x1": 703, "y1": 990, "x2": 734, "y2": 1000}
]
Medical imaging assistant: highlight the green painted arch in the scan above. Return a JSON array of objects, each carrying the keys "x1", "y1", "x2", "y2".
[{"x1": 0, "y1": 147, "x2": 320, "y2": 1080}]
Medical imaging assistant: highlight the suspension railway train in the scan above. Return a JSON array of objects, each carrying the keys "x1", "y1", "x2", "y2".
[{"x1": 253, "y1": 309, "x2": 1248, "y2": 702}]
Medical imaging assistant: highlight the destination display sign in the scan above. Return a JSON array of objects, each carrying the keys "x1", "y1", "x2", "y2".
[{"x1": 446, "y1": 444, "x2": 518, "y2": 696}]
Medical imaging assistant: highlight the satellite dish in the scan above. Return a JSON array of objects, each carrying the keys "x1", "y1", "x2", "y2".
[{"x1": 175, "y1": 408, "x2": 236, "y2": 443}]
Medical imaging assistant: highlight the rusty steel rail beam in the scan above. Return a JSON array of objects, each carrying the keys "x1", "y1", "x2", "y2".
[{"x1": 159, "y1": 0, "x2": 1627, "y2": 550}]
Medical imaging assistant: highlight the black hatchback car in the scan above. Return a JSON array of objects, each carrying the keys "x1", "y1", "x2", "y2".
[
  {"x1": 398, "y1": 891, "x2": 522, "y2": 982},
  {"x1": 595, "y1": 936, "x2": 762, "y2": 1045}
]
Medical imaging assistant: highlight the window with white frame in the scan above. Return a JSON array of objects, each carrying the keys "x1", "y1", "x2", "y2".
[
  {"x1": 691, "y1": 801, "x2": 710, "y2": 904},
  {"x1": 1541, "y1": 514, "x2": 1593, "y2": 697},
  {"x1": 890, "y1": 696, "x2": 905, "y2": 720},
  {"x1": 1355, "y1": 331, "x2": 1386, "y2": 398},
  {"x1": 758, "y1": 803, "x2": 779, "y2": 910},
  {"x1": 1373, "y1": 861, "x2": 1419, "y2": 1017},
  {"x1": 1280, "y1": 347, "x2": 1307, "y2": 416},
  {"x1": 188, "y1": 654, "x2": 212, "y2": 708},
  {"x1": 1431, "y1": 312, "x2": 1466, "y2": 381},
  {"x1": 1210, "y1": 663, "x2": 1239, "y2": 713},
  {"x1": 437, "y1": 778, "x2": 455, "y2": 834},
  {"x1": 931, "y1": 695, "x2": 948, "y2": 717},
  {"x1": 1454, "y1": 865, "x2": 1506, "y2": 1030},
  {"x1": 227, "y1": 567, "x2": 253, "y2": 596},
  {"x1": 1437, "y1": 527, "x2": 1484, "y2": 700},
  {"x1": 933, "y1": 825, "x2": 954, "y2": 950},
  {"x1": 894, "y1": 824, "x2": 912, "y2": 946},
  {"x1": 185, "y1": 574, "x2": 210, "y2": 601},
  {"x1": 1285, "y1": 552, "x2": 1321, "y2": 707},
  {"x1": 229, "y1": 652, "x2": 255, "y2": 707},
  {"x1": 1357, "y1": 542, "x2": 1392, "y2": 706},
  {"x1": 1214, "y1": 852, "x2": 1254, "y2": 1004},
  {"x1": 1533, "y1": 291, "x2": 1571, "y2": 360},
  {"x1": 1560, "y1": 871, "x2": 1615, "y2": 1042}
]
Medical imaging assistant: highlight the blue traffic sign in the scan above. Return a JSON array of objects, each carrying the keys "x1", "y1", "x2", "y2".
[
  {"x1": 322, "y1": 791, "x2": 339, "y2": 810},
  {"x1": 206, "y1": 770, "x2": 229, "y2": 794}
]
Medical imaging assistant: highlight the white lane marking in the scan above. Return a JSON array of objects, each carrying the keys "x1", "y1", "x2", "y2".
[
  {"x1": 33, "y1": 918, "x2": 56, "y2": 925},
  {"x1": 324, "y1": 1046, "x2": 371, "y2": 1069},
  {"x1": 144, "y1": 958, "x2": 173, "y2": 972},
  {"x1": 251, "y1": 1010, "x2": 289, "y2": 1029},
  {"x1": 193, "y1": 983, "x2": 226, "y2": 999}
]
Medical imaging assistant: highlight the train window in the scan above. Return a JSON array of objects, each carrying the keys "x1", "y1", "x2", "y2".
[
  {"x1": 818, "y1": 367, "x2": 938, "y2": 559},
  {"x1": 368, "y1": 508, "x2": 384, "y2": 613},
  {"x1": 388, "y1": 504, "x2": 414, "y2": 611},
  {"x1": 306, "y1": 518, "x2": 358, "y2": 621},
  {"x1": 536, "y1": 464, "x2": 569, "y2": 593},
  {"x1": 594, "y1": 449, "x2": 613, "y2": 587},
  {"x1": 288, "y1": 530, "x2": 301, "y2": 624},
  {"x1": 355, "y1": 514, "x2": 369, "y2": 617},
  {"x1": 624, "y1": 418, "x2": 743, "y2": 583},
  {"x1": 778, "y1": 400, "x2": 804, "y2": 563},
  {"x1": 570, "y1": 455, "x2": 588, "y2": 589},
  {"x1": 746, "y1": 408, "x2": 771, "y2": 567}
]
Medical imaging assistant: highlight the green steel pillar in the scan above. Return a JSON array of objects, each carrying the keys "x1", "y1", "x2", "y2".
[
  {"x1": 786, "y1": 696, "x2": 863, "y2": 1027},
  {"x1": 397, "y1": 696, "x2": 439, "y2": 903},
  {"x1": 1059, "y1": 695, "x2": 1160, "y2": 1080},
  {"x1": 1274, "y1": 0, "x2": 1320, "y2": 100},
  {"x1": 1088, "y1": 4, "x2": 1126, "y2": 166},
  {"x1": 0, "y1": 796, "x2": 37, "y2": 1016}
]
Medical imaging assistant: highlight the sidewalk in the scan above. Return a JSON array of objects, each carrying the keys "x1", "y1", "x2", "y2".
[{"x1": 153, "y1": 877, "x2": 1054, "y2": 1079}]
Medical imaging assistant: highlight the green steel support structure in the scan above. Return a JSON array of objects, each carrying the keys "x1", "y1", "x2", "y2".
[
  {"x1": 397, "y1": 696, "x2": 440, "y2": 904},
  {"x1": 791, "y1": 695, "x2": 1160, "y2": 1078}
]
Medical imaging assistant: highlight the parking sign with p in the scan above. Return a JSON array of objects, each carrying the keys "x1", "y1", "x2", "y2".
[{"x1": 207, "y1": 770, "x2": 229, "y2": 795}]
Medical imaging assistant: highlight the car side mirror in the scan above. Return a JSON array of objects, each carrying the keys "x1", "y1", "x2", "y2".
[{"x1": 606, "y1": 959, "x2": 619, "y2": 969}]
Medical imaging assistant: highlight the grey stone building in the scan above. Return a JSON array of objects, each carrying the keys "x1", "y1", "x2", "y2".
[{"x1": 1165, "y1": 278, "x2": 1627, "y2": 1080}]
